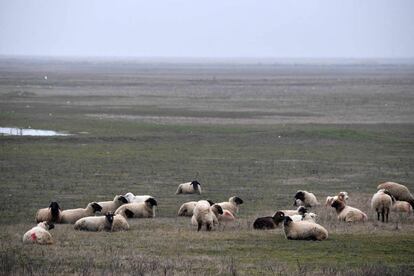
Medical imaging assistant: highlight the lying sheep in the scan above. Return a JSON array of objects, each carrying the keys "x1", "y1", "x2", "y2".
[
  {"x1": 377, "y1": 182, "x2": 414, "y2": 209},
  {"x1": 294, "y1": 190, "x2": 320, "y2": 207},
  {"x1": 35, "y1": 202, "x2": 62, "y2": 223},
  {"x1": 74, "y1": 213, "x2": 114, "y2": 232},
  {"x1": 60, "y1": 202, "x2": 102, "y2": 224},
  {"x1": 325, "y1": 192, "x2": 349, "y2": 207},
  {"x1": 97, "y1": 195, "x2": 128, "y2": 214},
  {"x1": 115, "y1": 198, "x2": 158, "y2": 218},
  {"x1": 253, "y1": 211, "x2": 285, "y2": 230},
  {"x1": 371, "y1": 189, "x2": 394, "y2": 223},
  {"x1": 283, "y1": 216, "x2": 328, "y2": 241},
  {"x1": 177, "y1": 201, "x2": 197, "y2": 217},
  {"x1": 331, "y1": 195, "x2": 367, "y2": 222},
  {"x1": 192, "y1": 200, "x2": 223, "y2": 231},
  {"x1": 392, "y1": 200, "x2": 413, "y2": 215},
  {"x1": 175, "y1": 180, "x2": 202, "y2": 195},
  {"x1": 218, "y1": 196, "x2": 244, "y2": 216},
  {"x1": 111, "y1": 214, "x2": 130, "y2": 231},
  {"x1": 291, "y1": 212, "x2": 317, "y2": 223},
  {"x1": 124, "y1": 192, "x2": 155, "y2": 203},
  {"x1": 22, "y1": 221, "x2": 54, "y2": 245},
  {"x1": 279, "y1": 206, "x2": 308, "y2": 217}
]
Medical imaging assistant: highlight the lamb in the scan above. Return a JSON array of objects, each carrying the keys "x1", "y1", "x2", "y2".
[
  {"x1": 74, "y1": 213, "x2": 114, "y2": 232},
  {"x1": 111, "y1": 214, "x2": 130, "y2": 231},
  {"x1": 60, "y1": 202, "x2": 102, "y2": 224},
  {"x1": 177, "y1": 201, "x2": 197, "y2": 217},
  {"x1": 97, "y1": 195, "x2": 128, "y2": 214},
  {"x1": 325, "y1": 192, "x2": 349, "y2": 207},
  {"x1": 218, "y1": 196, "x2": 244, "y2": 216},
  {"x1": 283, "y1": 216, "x2": 328, "y2": 241},
  {"x1": 330, "y1": 194, "x2": 367, "y2": 222},
  {"x1": 392, "y1": 200, "x2": 413, "y2": 215},
  {"x1": 293, "y1": 190, "x2": 320, "y2": 207},
  {"x1": 377, "y1": 182, "x2": 414, "y2": 209},
  {"x1": 22, "y1": 222, "x2": 54, "y2": 245},
  {"x1": 175, "y1": 180, "x2": 202, "y2": 195},
  {"x1": 35, "y1": 201, "x2": 62, "y2": 223},
  {"x1": 253, "y1": 211, "x2": 285, "y2": 230},
  {"x1": 114, "y1": 198, "x2": 158, "y2": 218},
  {"x1": 191, "y1": 200, "x2": 223, "y2": 231},
  {"x1": 124, "y1": 192, "x2": 155, "y2": 203},
  {"x1": 371, "y1": 189, "x2": 394, "y2": 223}
]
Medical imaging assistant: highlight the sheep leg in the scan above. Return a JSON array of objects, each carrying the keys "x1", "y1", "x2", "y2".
[
  {"x1": 381, "y1": 210, "x2": 385, "y2": 223},
  {"x1": 206, "y1": 223, "x2": 212, "y2": 231},
  {"x1": 197, "y1": 222, "x2": 202, "y2": 232},
  {"x1": 385, "y1": 209, "x2": 389, "y2": 223},
  {"x1": 377, "y1": 211, "x2": 380, "y2": 221}
]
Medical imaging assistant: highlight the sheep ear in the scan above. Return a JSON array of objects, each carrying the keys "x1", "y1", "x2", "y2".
[{"x1": 124, "y1": 209, "x2": 134, "y2": 218}]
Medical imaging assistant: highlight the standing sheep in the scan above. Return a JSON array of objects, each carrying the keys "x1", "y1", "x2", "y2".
[
  {"x1": 175, "y1": 180, "x2": 202, "y2": 195},
  {"x1": 293, "y1": 191, "x2": 320, "y2": 207},
  {"x1": 371, "y1": 189, "x2": 394, "y2": 223},
  {"x1": 191, "y1": 200, "x2": 223, "y2": 231},
  {"x1": 35, "y1": 201, "x2": 62, "y2": 223},
  {"x1": 253, "y1": 211, "x2": 285, "y2": 230},
  {"x1": 331, "y1": 195, "x2": 367, "y2": 222},
  {"x1": 97, "y1": 195, "x2": 128, "y2": 214},
  {"x1": 124, "y1": 192, "x2": 155, "y2": 204},
  {"x1": 283, "y1": 216, "x2": 328, "y2": 241},
  {"x1": 377, "y1": 182, "x2": 414, "y2": 209},
  {"x1": 60, "y1": 202, "x2": 102, "y2": 224},
  {"x1": 218, "y1": 196, "x2": 244, "y2": 216},
  {"x1": 115, "y1": 198, "x2": 158, "y2": 218},
  {"x1": 22, "y1": 222, "x2": 54, "y2": 245},
  {"x1": 178, "y1": 201, "x2": 197, "y2": 217},
  {"x1": 74, "y1": 213, "x2": 114, "y2": 232}
]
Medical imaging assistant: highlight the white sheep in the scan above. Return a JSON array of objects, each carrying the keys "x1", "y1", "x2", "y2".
[
  {"x1": 35, "y1": 201, "x2": 62, "y2": 223},
  {"x1": 371, "y1": 189, "x2": 394, "y2": 223},
  {"x1": 325, "y1": 192, "x2": 349, "y2": 207},
  {"x1": 124, "y1": 192, "x2": 155, "y2": 203},
  {"x1": 60, "y1": 202, "x2": 102, "y2": 224},
  {"x1": 74, "y1": 213, "x2": 114, "y2": 232},
  {"x1": 278, "y1": 206, "x2": 308, "y2": 217},
  {"x1": 283, "y1": 216, "x2": 328, "y2": 241},
  {"x1": 175, "y1": 180, "x2": 202, "y2": 195},
  {"x1": 177, "y1": 201, "x2": 197, "y2": 217},
  {"x1": 218, "y1": 196, "x2": 243, "y2": 216},
  {"x1": 392, "y1": 200, "x2": 413, "y2": 215},
  {"x1": 191, "y1": 200, "x2": 223, "y2": 231},
  {"x1": 115, "y1": 198, "x2": 158, "y2": 218},
  {"x1": 377, "y1": 182, "x2": 414, "y2": 209},
  {"x1": 97, "y1": 195, "x2": 128, "y2": 214},
  {"x1": 22, "y1": 222, "x2": 54, "y2": 245},
  {"x1": 111, "y1": 214, "x2": 130, "y2": 231},
  {"x1": 290, "y1": 212, "x2": 317, "y2": 223},
  {"x1": 293, "y1": 190, "x2": 320, "y2": 207},
  {"x1": 330, "y1": 194, "x2": 367, "y2": 222}
]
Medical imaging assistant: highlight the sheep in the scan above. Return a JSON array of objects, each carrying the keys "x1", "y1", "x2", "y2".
[
  {"x1": 178, "y1": 201, "x2": 197, "y2": 217},
  {"x1": 283, "y1": 216, "x2": 328, "y2": 241},
  {"x1": 293, "y1": 190, "x2": 320, "y2": 207},
  {"x1": 253, "y1": 211, "x2": 285, "y2": 230},
  {"x1": 218, "y1": 209, "x2": 236, "y2": 222},
  {"x1": 325, "y1": 192, "x2": 349, "y2": 207},
  {"x1": 60, "y1": 202, "x2": 102, "y2": 224},
  {"x1": 97, "y1": 195, "x2": 128, "y2": 214},
  {"x1": 330, "y1": 195, "x2": 367, "y2": 222},
  {"x1": 175, "y1": 180, "x2": 202, "y2": 195},
  {"x1": 35, "y1": 201, "x2": 62, "y2": 223},
  {"x1": 371, "y1": 189, "x2": 394, "y2": 223},
  {"x1": 279, "y1": 206, "x2": 308, "y2": 217},
  {"x1": 392, "y1": 200, "x2": 413, "y2": 215},
  {"x1": 74, "y1": 213, "x2": 114, "y2": 232},
  {"x1": 22, "y1": 222, "x2": 54, "y2": 245},
  {"x1": 377, "y1": 182, "x2": 414, "y2": 209},
  {"x1": 111, "y1": 214, "x2": 130, "y2": 231},
  {"x1": 291, "y1": 212, "x2": 317, "y2": 223},
  {"x1": 191, "y1": 200, "x2": 223, "y2": 231},
  {"x1": 124, "y1": 192, "x2": 155, "y2": 203},
  {"x1": 218, "y1": 196, "x2": 244, "y2": 216},
  {"x1": 115, "y1": 198, "x2": 158, "y2": 218}
]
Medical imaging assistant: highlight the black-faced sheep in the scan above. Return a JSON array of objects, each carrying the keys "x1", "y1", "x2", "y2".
[
  {"x1": 177, "y1": 201, "x2": 197, "y2": 217},
  {"x1": 283, "y1": 216, "x2": 328, "y2": 241},
  {"x1": 35, "y1": 201, "x2": 62, "y2": 223},
  {"x1": 114, "y1": 198, "x2": 158, "y2": 218},
  {"x1": 253, "y1": 211, "x2": 285, "y2": 230},
  {"x1": 293, "y1": 190, "x2": 320, "y2": 207},
  {"x1": 97, "y1": 195, "x2": 128, "y2": 214},
  {"x1": 377, "y1": 182, "x2": 414, "y2": 209},
  {"x1": 371, "y1": 189, "x2": 394, "y2": 223},
  {"x1": 74, "y1": 213, "x2": 114, "y2": 232},
  {"x1": 22, "y1": 221, "x2": 54, "y2": 245},
  {"x1": 191, "y1": 200, "x2": 223, "y2": 231},
  {"x1": 331, "y1": 195, "x2": 367, "y2": 222},
  {"x1": 60, "y1": 202, "x2": 102, "y2": 224},
  {"x1": 175, "y1": 180, "x2": 202, "y2": 195},
  {"x1": 218, "y1": 196, "x2": 244, "y2": 216}
]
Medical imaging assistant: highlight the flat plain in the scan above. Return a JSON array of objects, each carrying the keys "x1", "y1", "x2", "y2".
[{"x1": 1, "y1": 58, "x2": 414, "y2": 275}]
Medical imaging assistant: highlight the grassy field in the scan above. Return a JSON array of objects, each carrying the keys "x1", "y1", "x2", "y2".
[{"x1": 1, "y1": 58, "x2": 414, "y2": 275}]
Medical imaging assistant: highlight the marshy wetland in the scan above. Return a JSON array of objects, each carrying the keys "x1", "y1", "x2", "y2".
[{"x1": 1, "y1": 58, "x2": 414, "y2": 275}]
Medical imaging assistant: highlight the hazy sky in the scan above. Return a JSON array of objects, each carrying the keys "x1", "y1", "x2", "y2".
[{"x1": 0, "y1": 0, "x2": 413, "y2": 58}]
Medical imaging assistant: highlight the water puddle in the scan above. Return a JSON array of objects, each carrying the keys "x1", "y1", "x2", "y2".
[{"x1": 0, "y1": 127, "x2": 71, "y2": 136}]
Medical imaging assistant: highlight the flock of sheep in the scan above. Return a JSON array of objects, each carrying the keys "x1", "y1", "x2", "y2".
[{"x1": 23, "y1": 180, "x2": 414, "y2": 244}]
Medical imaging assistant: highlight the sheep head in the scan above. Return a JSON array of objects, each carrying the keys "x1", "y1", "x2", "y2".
[
  {"x1": 90, "y1": 202, "x2": 102, "y2": 213},
  {"x1": 118, "y1": 195, "x2": 129, "y2": 204},
  {"x1": 272, "y1": 211, "x2": 285, "y2": 224},
  {"x1": 294, "y1": 191, "x2": 305, "y2": 206},
  {"x1": 145, "y1": 197, "x2": 158, "y2": 207}
]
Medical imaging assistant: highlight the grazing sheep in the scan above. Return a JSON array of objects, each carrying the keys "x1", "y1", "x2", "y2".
[
  {"x1": 97, "y1": 195, "x2": 128, "y2": 214},
  {"x1": 325, "y1": 192, "x2": 349, "y2": 207},
  {"x1": 115, "y1": 198, "x2": 158, "y2": 218},
  {"x1": 279, "y1": 206, "x2": 308, "y2": 217},
  {"x1": 283, "y1": 216, "x2": 328, "y2": 241},
  {"x1": 124, "y1": 192, "x2": 155, "y2": 203},
  {"x1": 35, "y1": 202, "x2": 62, "y2": 223},
  {"x1": 331, "y1": 195, "x2": 367, "y2": 222},
  {"x1": 293, "y1": 191, "x2": 320, "y2": 207},
  {"x1": 371, "y1": 189, "x2": 394, "y2": 223},
  {"x1": 175, "y1": 180, "x2": 202, "y2": 195},
  {"x1": 178, "y1": 201, "x2": 197, "y2": 217},
  {"x1": 191, "y1": 200, "x2": 223, "y2": 231},
  {"x1": 22, "y1": 222, "x2": 54, "y2": 245},
  {"x1": 392, "y1": 200, "x2": 413, "y2": 215},
  {"x1": 74, "y1": 213, "x2": 114, "y2": 232},
  {"x1": 60, "y1": 202, "x2": 102, "y2": 224},
  {"x1": 377, "y1": 182, "x2": 414, "y2": 209},
  {"x1": 111, "y1": 214, "x2": 130, "y2": 231},
  {"x1": 218, "y1": 196, "x2": 244, "y2": 216},
  {"x1": 253, "y1": 211, "x2": 285, "y2": 230}
]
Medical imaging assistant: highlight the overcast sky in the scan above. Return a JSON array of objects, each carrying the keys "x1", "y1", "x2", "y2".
[{"x1": 0, "y1": 0, "x2": 413, "y2": 58}]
